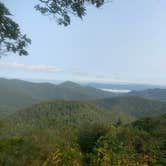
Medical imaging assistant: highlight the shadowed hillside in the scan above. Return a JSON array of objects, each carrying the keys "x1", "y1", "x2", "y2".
[
  {"x1": 128, "y1": 88, "x2": 166, "y2": 102},
  {"x1": 0, "y1": 78, "x2": 114, "y2": 114},
  {"x1": 96, "y1": 96, "x2": 166, "y2": 118},
  {"x1": 5, "y1": 100, "x2": 132, "y2": 133}
]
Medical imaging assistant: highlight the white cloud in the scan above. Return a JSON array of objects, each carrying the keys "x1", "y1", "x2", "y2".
[{"x1": 0, "y1": 62, "x2": 62, "y2": 73}]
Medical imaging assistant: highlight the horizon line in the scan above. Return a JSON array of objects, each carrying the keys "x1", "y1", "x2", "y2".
[{"x1": 1, "y1": 76, "x2": 166, "y2": 87}]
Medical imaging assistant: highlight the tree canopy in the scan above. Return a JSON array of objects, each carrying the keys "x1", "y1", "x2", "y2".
[
  {"x1": 35, "y1": 0, "x2": 105, "y2": 26},
  {"x1": 0, "y1": 2, "x2": 31, "y2": 56},
  {"x1": 0, "y1": 0, "x2": 106, "y2": 56}
]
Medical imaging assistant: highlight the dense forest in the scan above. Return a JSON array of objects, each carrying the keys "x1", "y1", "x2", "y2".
[
  {"x1": 0, "y1": 79, "x2": 166, "y2": 166},
  {"x1": 0, "y1": 99, "x2": 166, "y2": 165}
]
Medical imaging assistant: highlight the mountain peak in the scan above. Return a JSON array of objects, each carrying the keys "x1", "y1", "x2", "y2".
[{"x1": 58, "y1": 81, "x2": 81, "y2": 88}]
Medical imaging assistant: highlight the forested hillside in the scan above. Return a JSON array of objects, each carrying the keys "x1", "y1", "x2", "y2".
[
  {"x1": 0, "y1": 78, "x2": 114, "y2": 114},
  {"x1": 4, "y1": 101, "x2": 132, "y2": 133},
  {"x1": 128, "y1": 88, "x2": 166, "y2": 102},
  {"x1": 2, "y1": 78, "x2": 166, "y2": 117},
  {"x1": 95, "y1": 96, "x2": 166, "y2": 118},
  {"x1": 0, "y1": 104, "x2": 165, "y2": 165},
  {"x1": 0, "y1": 79, "x2": 166, "y2": 165}
]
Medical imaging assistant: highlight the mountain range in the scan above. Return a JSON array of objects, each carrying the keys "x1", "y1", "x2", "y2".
[
  {"x1": 128, "y1": 89, "x2": 166, "y2": 102},
  {"x1": 0, "y1": 78, "x2": 114, "y2": 114},
  {"x1": 5, "y1": 96, "x2": 166, "y2": 133},
  {"x1": 88, "y1": 82, "x2": 166, "y2": 91},
  {"x1": 0, "y1": 78, "x2": 166, "y2": 165},
  {"x1": 1, "y1": 77, "x2": 166, "y2": 118}
]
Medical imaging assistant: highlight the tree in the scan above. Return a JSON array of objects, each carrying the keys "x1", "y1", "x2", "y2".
[
  {"x1": 0, "y1": 0, "x2": 106, "y2": 56},
  {"x1": 35, "y1": 0, "x2": 106, "y2": 26},
  {"x1": 0, "y1": 2, "x2": 31, "y2": 56},
  {"x1": 115, "y1": 118, "x2": 122, "y2": 127}
]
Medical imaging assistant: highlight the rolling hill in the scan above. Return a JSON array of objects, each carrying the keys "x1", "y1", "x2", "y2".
[
  {"x1": 131, "y1": 113, "x2": 166, "y2": 135},
  {"x1": 0, "y1": 102, "x2": 165, "y2": 165},
  {"x1": 0, "y1": 78, "x2": 114, "y2": 114},
  {"x1": 5, "y1": 100, "x2": 132, "y2": 133},
  {"x1": 1, "y1": 77, "x2": 166, "y2": 119},
  {"x1": 128, "y1": 88, "x2": 166, "y2": 102},
  {"x1": 95, "y1": 96, "x2": 166, "y2": 118},
  {"x1": 5, "y1": 96, "x2": 166, "y2": 133},
  {"x1": 88, "y1": 82, "x2": 166, "y2": 102}
]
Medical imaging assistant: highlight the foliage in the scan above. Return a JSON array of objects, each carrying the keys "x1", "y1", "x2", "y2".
[
  {"x1": 0, "y1": 0, "x2": 107, "y2": 56},
  {"x1": 0, "y1": 2, "x2": 31, "y2": 56},
  {"x1": 35, "y1": 0, "x2": 106, "y2": 26},
  {"x1": 1, "y1": 78, "x2": 166, "y2": 120},
  {"x1": 129, "y1": 88, "x2": 166, "y2": 102},
  {"x1": 77, "y1": 123, "x2": 108, "y2": 153},
  {"x1": 96, "y1": 96, "x2": 166, "y2": 118},
  {"x1": 0, "y1": 79, "x2": 114, "y2": 115},
  {"x1": 0, "y1": 113, "x2": 166, "y2": 165},
  {"x1": 5, "y1": 100, "x2": 130, "y2": 133},
  {"x1": 43, "y1": 145, "x2": 83, "y2": 166}
]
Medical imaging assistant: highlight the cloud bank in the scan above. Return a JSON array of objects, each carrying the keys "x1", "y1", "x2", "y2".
[{"x1": 0, "y1": 62, "x2": 62, "y2": 73}]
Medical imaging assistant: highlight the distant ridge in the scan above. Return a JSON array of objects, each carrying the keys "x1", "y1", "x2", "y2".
[
  {"x1": 58, "y1": 81, "x2": 82, "y2": 88},
  {"x1": 1, "y1": 77, "x2": 166, "y2": 118},
  {"x1": 0, "y1": 78, "x2": 114, "y2": 114},
  {"x1": 127, "y1": 88, "x2": 166, "y2": 102},
  {"x1": 95, "y1": 96, "x2": 166, "y2": 118},
  {"x1": 88, "y1": 82, "x2": 166, "y2": 91}
]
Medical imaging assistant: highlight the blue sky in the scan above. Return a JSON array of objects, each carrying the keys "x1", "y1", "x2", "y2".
[{"x1": 0, "y1": 0, "x2": 166, "y2": 85}]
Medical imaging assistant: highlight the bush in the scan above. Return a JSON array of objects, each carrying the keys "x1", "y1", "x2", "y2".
[{"x1": 77, "y1": 123, "x2": 108, "y2": 154}]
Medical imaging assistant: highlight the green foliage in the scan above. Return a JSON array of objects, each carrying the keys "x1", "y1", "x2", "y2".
[
  {"x1": 129, "y1": 88, "x2": 166, "y2": 102},
  {"x1": 6, "y1": 100, "x2": 130, "y2": 133},
  {"x1": 96, "y1": 96, "x2": 166, "y2": 118},
  {"x1": 1, "y1": 78, "x2": 166, "y2": 120},
  {"x1": 0, "y1": 0, "x2": 106, "y2": 56},
  {"x1": 43, "y1": 145, "x2": 83, "y2": 166},
  {"x1": 0, "y1": 79, "x2": 114, "y2": 115},
  {"x1": 0, "y1": 113, "x2": 166, "y2": 165},
  {"x1": 0, "y1": 81, "x2": 165, "y2": 166},
  {"x1": 35, "y1": 0, "x2": 105, "y2": 26},
  {"x1": 0, "y1": 2, "x2": 31, "y2": 56},
  {"x1": 130, "y1": 114, "x2": 166, "y2": 165},
  {"x1": 0, "y1": 136, "x2": 24, "y2": 165},
  {"x1": 77, "y1": 123, "x2": 108, "y2": 153}
]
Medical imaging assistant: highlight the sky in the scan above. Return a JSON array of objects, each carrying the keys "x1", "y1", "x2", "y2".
[{"x1": 0, "y1": 0, "x2": 166, "y2": 85}]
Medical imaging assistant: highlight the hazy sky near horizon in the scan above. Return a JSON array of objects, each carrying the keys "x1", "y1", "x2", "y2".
[{"x1": 0, "y1": 0, "x2": 166, "y2": 85}]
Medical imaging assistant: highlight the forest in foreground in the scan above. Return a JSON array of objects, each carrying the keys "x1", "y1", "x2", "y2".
[{"x1": 0, "y1": 100, "x2": 166, "y2": 166}]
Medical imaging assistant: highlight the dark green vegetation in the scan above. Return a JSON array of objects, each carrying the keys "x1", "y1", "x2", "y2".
[
  {"x1": 96, "y1": 96, "x2": 166, "y2": 118},
  {"x1": 2, "y1": 78, "x2": 166, "y2": 119},
  {"x1": 5, "y1": 101, "x2": 132, "y2": 133},
  {"x1": 0, "y1": 78, "x2": 166, "y2": 165},
  {"x1": 0, "y1": 101, "x2": 165, "y2": 165},
  {"x1": 0, "y1": 2, "x2": 31, "y2": 56},
  {"x1": 36, "y1": 0, "x2": 105, "y2": 26},
  {"x1": 129, "y1": 88, "x2": 166, "y2": 102},
  {"x1": 0, "y1": 0, "x2": 106, "y2": 56},
  {"x1": 0, "y1": 78, "x2": 114, "y2": 115}
]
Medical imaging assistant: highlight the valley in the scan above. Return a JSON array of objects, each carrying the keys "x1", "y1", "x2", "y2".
[{"x1": 0, "y1": 78, "x2": 166, "y2": 165}]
